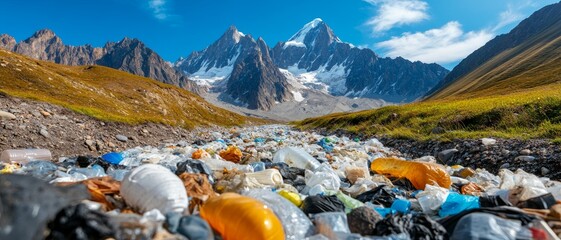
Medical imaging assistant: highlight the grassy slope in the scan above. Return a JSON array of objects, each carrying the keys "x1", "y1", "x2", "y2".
[
  {"x1": 297, "y1": 23, "x2": 561, "y2": 141},
  {"x1": 0, "y1": 49, "x2": 264, "y2": 128}
]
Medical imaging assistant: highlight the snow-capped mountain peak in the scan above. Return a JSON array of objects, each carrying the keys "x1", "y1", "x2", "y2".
[{"x1": 284, "y1": 18, "x2": 341, "y2": 49}]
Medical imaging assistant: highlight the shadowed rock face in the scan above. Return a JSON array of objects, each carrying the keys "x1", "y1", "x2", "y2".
[
  {"x1": 176, "y1": 26, "x2": 293, "y2": 110},
  {"x1": 226, "y1": 39, "x2": 293, "y2": 110},
  {"x1": 0, "y1": 29, "x2": 202, "y2": 94}
]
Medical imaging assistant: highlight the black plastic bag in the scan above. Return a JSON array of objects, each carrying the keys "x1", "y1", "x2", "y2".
[
  {"x1": 301, "y1": 195, "x2": 345, "y2": 215},
  {"x1": 176, "y1": 159, "x2": 214, "y2": 183},
  {"x1": 375, "y1": 213, "x2": 447, "y2": 240},
  {"x1": 47, "y1": 204, "x2": 116, "y2": 240},
  {"x1": 166, "y1": 213, "x2": 214, "y2": 240},
  {"x1": 0, "y1": 174, "x2": 90, "y2": 240},
  {"x1": 479, "y1": 195, "x2": 511, "y2": 208},
  {"x1": 355, "y1": 185, "x2": 397, "y2": 207},
  {"x1": 517, "y1": 193, "x2": 556, "y2": 210}
]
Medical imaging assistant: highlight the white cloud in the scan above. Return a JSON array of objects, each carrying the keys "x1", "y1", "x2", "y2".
[
  {"x1": 493, "y1": 4, "x2": 526, "y2": 31},
  {"x1": 149, "y1": 0, "x2": 169, "y2": 20},
  {"x1": 364, "y1": 0, "x2": 429, "y2": 32},
  {"x1": 375, "y1": 21, "x2": 494, "y2": 64}
]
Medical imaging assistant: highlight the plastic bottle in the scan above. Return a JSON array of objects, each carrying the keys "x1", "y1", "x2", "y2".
[
  {"x1": 245, "y1": 169, "x2": 283, "y2": 186},
  {"x1": 120, "y1": 164, "x2": 188, "y2": 214},
  {"x1": 370, "y1": 158, "x2": 451, "y2": 190},
  {"x1": 200, "y1": 193, "x2": 285, "y2": 240},
  {"x1": 273, "y1": 147, "x2": 321, "y2": 170},
  {"x1": 0, "y1": 149, "x2": 51, "y2": 164}
]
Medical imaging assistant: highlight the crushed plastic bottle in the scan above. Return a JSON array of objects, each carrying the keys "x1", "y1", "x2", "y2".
[{"x1": 273, "y1": 147, "x2": 321, "y2": 170}]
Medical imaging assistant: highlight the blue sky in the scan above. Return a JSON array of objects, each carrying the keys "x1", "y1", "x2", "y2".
[{"x1": 1, "y1": 0, "x2": 558, "y2": 69}]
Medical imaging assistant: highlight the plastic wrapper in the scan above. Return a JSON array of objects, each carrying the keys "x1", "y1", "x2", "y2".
[
  {"x1": 244, "y1": 189, "x2": 315, "y2": 240},
  {"x1": 416, "y1": 184, "x2": 449, "y2": 214},
  {"x1": 219, "y1": 146, "x2": 242, "y2": 163},
  {"x1": 370, "y1": 158, "x2": 451, "y2": 190},
  {"x1": 121, "y1": 164, "x2": 189, "y2": 214},
  {"x1": 304, "y1": 164, "x2": 341, "y2": 194},
  {"x1": 439, "y1": 193, "x2": 480, "y2": 217},
  {"x1": 314, "y1": 212, "x2": 350, "y2": 234},
  {"x1": 200, "y1": 193, "x2": 285, "y2": 240}
]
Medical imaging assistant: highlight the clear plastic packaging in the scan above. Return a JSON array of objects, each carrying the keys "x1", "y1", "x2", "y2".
[
  {"x1": 244, "y1": 189, "x2": 315, "y2": 240},
  {"x1": 304, "y1": 164, "x2": 341, "y2": 194},
  {"x1": 313, "y1": 212, "x2": 351, "y2": 234},
  {"x1": 416, "y1": 184, "x2": 449, "y2": 214}
]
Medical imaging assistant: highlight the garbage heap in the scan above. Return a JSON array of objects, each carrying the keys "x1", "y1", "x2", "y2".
[{"x1": 1, "y1": 125, "x2": 561, "y2": 240}]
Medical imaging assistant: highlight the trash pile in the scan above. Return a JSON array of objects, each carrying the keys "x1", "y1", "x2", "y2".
[{"x1": 1, "y1": 125, "x2": 561, "y2": 239}]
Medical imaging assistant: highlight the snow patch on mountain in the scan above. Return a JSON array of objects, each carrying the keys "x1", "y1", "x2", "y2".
[{"x1": 280, "y1": 62, "x2": 349, "y2": 95}]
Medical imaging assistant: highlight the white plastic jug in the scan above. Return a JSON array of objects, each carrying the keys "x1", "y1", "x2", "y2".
[
  {"x1": 0, "y1": 149, "x2": 52, "y2": 164},
  {"x1": 120, "y1": 164, "x2": 188, "y2": 214}
]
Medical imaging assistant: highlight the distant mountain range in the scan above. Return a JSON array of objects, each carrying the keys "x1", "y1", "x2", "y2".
[
  {"x1": 427, "y1": 1, "x2": 561, "y2": 99},
  {"x1": 176, "y1": 18, "x2": 448, "y2": 110},
  {"x1": 0, "y1": 19, "x2": 448, "y2": 116},
  {"x1": 0, "y1": 30, "x2": 201, "y2": 94}
]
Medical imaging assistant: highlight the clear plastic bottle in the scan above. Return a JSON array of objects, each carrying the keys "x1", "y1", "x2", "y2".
[{"x1": 0, "y1": 149, "x2": 52, "y2": 164}]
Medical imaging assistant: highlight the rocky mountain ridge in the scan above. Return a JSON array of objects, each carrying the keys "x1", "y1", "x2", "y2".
[{"x1": 0, "y1": 30, "x2": 201, "y2": 93}]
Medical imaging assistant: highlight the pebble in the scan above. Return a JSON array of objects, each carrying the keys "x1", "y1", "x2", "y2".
[
  {"x1": 515, "y1": 155, "x2": 535, "y2": 162},
  {"x1": 499, "y1": 163, "x2": 510, "y2": 169},
  {"x1": 116, "y1": 134, "x2": 128, "y2": 142},
  {"x1": 85, "y1": 140, "x2": 95, "y2": 151},
  {"x1": 437, "y1": 148, "x2": 459, "y2": 164},
  {"x1": 541, "y1": 167, "x2": 550, "y2": 176},
  {"x1": 41, "y1": 111, "x2": 51, "y2": 117},
  {"x1": 31, "y1": 111, "x2": 42, "y2": 118},
  {"x1": 520, "y1": 149, "x2": 531, "y2": 155},
  {"x1": 0, "y1": 110, "x2": 17, "y2": 120},
  {"x1": 39, "y1": 128, "x2": 50, "y2": 138},
  {"x1": 481, "y1": 138, "x2": 496, "y2": 146}
]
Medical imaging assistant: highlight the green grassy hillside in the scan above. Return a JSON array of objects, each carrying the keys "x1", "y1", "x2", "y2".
[
  {"x1": 0, "y1": 49, "x2": 264, "y2": 128},
  {"x1": 297, "y1": 4, "x2": 561, "y2": 141}
]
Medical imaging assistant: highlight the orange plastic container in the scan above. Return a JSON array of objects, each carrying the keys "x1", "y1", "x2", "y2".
[
  {"x1": 370, "y1": 158, "x2": 451, "y2": 190},
  {"x1": 200, "y1": 193, "x2": 285, "y2": 240}
]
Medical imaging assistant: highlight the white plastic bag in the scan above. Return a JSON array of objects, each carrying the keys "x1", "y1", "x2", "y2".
[
  {"x1": 416, "y1": 184, "x2": 449, "y2": 214},
  {"x1": 121, "y1": 164, "x2": 189, "y2": 214}
]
